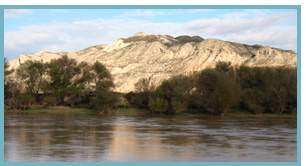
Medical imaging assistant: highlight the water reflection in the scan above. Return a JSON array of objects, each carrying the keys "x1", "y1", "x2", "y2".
[{"x1": 5, "y1": 114, "x2": 296, "y2": 162}]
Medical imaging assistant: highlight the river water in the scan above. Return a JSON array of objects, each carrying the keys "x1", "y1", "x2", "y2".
[{"x1": 5, "y1": 113, "x2": 296, "y2": 162}]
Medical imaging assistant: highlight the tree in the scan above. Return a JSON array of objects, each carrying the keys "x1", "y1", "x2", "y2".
[
  {"x1": 5, "y1": 58, "x2": 17, "y2": 109},
  {"x1": 47, "y1": 56, "x2": 81, "y2": 105},
  {"x1": 4, "y1": 58, "x2": 33, "y2": 110},
  {"x1": 237, "y1": 66, "x2": 297, "y2": 114},
  {"x1": 92, "y1": 61, "x2": 113, "y2": 88},
  {"x1": 16, "y1": 60, "x2": 46, "y2": 103},
  {"x1": 196, "y1": 69, "x2": 240, "y2": 115},
  {"x1": 261, "y1": 67, "x2": 297, "y2": 114},
  {"x1": 148, "y1": 96, "x2": 168, "y2": 113},
  {"x1": 91, "y1": 61, "x2": 117, "y2": 111},
  {"x1": 126, "y1": 78, "x2": 154, "y2": 109},
  {"x1": 149, "y1": 75, "x2": 194, "y2": 114},
  {"x1": 66, "y1": 61, "x2": 94, "y2": 106},
  {"x1": 4, "y1": 58, "x2": 14, "y2": 99}
]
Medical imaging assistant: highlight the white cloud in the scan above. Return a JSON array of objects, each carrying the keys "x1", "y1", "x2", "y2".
[
  {"x1": 4, "y1": 11, "x2": 297, "y2": 59},
  {"x1": 117, "y1": 9, "x2": 215, "y2": 18},
  {"x1": 186, "y1": 13, "x2": 294, "y2": 35},
  {"x1": 184, "y1": 12, "x2": 296, "y2": 49},
  {"x1": 4, "y1": 19, "x2": 182, "y2": 58},
  {"x1": 118, "y1": 10, "x2": 167, "y2": 17},
  {"x1": 4, "y1": 9, "x2": 32, "y2": 18}
]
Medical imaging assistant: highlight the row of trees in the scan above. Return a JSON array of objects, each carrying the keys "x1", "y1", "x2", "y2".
[
  {"x1": 5, "y1": 56, "x2": 118, "y2": 111},
  {"x1": 127, "y1": 62, "x2": 297, "y2": 115},
  {"x1": 5, "y1": 56, "x2": 297, "y2": 115}
]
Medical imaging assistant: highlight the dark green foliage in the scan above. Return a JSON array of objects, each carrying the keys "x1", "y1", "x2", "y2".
[
  {"x1": 5, "y1": 56, "x2": 117, "y2": 111},
  {"x1": 148, "y1": 96, "x2": 168, "y2": 113},
  {"x1": 4, "y1": 58, "x2": 12, "y2": 102},
  {"x1": 126, "y1": 62, "x2": 296, "y2": 115},
  {"x1": 4, "y1": 58, "x2": 21, "y2": 110},
  {"x1": 90, "y1": 61, "x2": 117, "y2": 111},
  {"x1": 14, "y1": 93, "x2": 35, "y2": 110},
  {"x1": 174, "y1": 35, "x2": 204, "y2": 44},
  {"x1": 149, "y1": 75, "x2": 194, "y2": 114},
  {"x1": 92, "y1": 61, "x2": 112, "y2": 84},
  {"x1": 240, "y1": 89, "x2": 265, "y2": 113},
  {"x1": 43, "y1": 95, "x2": 57, "y2": 107},
  {"x1": 237, "y1": 66, "x2": 297, "y2": 114},
  {"x1": 5, "y1": 57, "x2": 297, "y2": 115},
  {"x1": 5, "y1": 59, "x2": 34, "y2": 110},
  {"x1": 65, "y1": 62, "x2": 93, "y2": 106},
  {"x1": 123, "y1": 35, "x2": 162, "y2": 43},
  {"x1": 126, "y1": 78, "x2": 153, "y2": 109},
  {"x1": 91, "y1": 84, "x2": 118, "y2": 111},
  {"x1": 5, "y1": 81, "x2": 23, "y2": 110},
  {"x1": 125, "y1": 92, "x2": 151, "y2": 109},
  {"x1": 16, "y1": 60, "x2": 46, "y2": 103},
  {"x1": 47, "y1": 56, "x2": 81, "y2": 105},
  {"x1": 194, "y1": 69, "x2": 241, "y2": 115}
]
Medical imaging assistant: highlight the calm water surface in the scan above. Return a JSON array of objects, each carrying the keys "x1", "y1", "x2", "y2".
[{"x1": 5, "y1": 113, "x2": 296, "y2": 162}]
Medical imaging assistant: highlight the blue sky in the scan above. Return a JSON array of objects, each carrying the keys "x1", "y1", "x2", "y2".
[{"x1": 4, "y1": 9, "x2": 297, "y2": 59}]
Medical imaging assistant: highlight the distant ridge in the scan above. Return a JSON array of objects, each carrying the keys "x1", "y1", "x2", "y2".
[{"x1": 9, "y1": 32, "x2": 296, "y2": 93}]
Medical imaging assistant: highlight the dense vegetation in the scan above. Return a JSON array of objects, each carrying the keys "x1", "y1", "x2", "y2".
[
  {"x1": 127, "y1": 62, "x2": 297, "y2": 115},
  {"x1": 5, "y1": 56, "x2": 118, "y2": 111},
  {"x1": 5, "y1": 57, "x2": 297, "y2": 115}
]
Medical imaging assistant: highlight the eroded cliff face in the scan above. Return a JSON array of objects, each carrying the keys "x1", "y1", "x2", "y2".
[{"x1": 9, "y1": 32, "x2": 296, "y2": 93}]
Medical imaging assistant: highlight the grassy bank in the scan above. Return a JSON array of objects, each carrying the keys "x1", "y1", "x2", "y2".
[
  {"x1": 5, "y1": 106, "x2": 297, "y2": 119},
  {"x1": 5, "y1": 106, "x2": 93, "y2": 115},
  {"x1": 224, "y1": 111, "x2": 297, "y2": 119},
  {"x1": 5, "y1": 106, "x2": 147, "y2": 116}
]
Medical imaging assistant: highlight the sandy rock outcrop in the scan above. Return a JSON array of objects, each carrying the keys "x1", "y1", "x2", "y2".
[{"x1": 9, "y1": 32, "x2": 296, "y2": 93}]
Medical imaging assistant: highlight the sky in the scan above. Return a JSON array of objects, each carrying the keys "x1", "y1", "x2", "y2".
[{"x1": 4, "y1": 9, "x2": 297, "y2": 60}]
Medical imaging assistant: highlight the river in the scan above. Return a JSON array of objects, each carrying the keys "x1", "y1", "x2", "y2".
[{"x1": 5, "y1": 113, "x2": 296, "y2": 162}]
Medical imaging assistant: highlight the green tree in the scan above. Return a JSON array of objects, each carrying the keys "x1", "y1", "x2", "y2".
[
  {"x1": 92, "y1": 62, "x2": 112, "y2": 86},
  {"x1": 91, "y1": 61, "x2": 117, "y2": 111},
  {"x1": 126, "y1": 78, "x2": 154, "y2": 109},
  {"x1": 16, "y1": 60, "x2": 46, "y2": 103},
  {"x1": 149, "y1": 75, "x2": 194, "y2": 114},
  {"x1": 47, "y1": 56, "x2": 81, "y2": 105},
  {"x1": 148, "y1": 96, "x2": 168, "y2": 113},
  {"x1": 261, "y1": 67, "x2": 297, "y2": 114},
  {"x1": 4, "y1": 58, "x2": 14, "y2": 97},
  {"x1": 4, "y1": 58, "x2": 17, "y2": 109},
  {"x1": 196, "y1": 69, "x2": 240, "y2": 115},
  {"x1": 237, "y1": 66, "x2": 296, "y2": 114},
  {"x1": 66, "y1": 61, "x2": 94, "y2": 106}
]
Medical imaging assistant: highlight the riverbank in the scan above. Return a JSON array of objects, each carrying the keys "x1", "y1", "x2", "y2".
[
  {"x1": 5, "y1": 106, "x2": 297, "y2": 119},
  {"x1": 5, "y1": 106, "x2": 149, "y2": 116}
]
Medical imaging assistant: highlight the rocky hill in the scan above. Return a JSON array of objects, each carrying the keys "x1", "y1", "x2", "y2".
[{"x1": 9, "y1": 32, "x2": 296, "y2": 93}]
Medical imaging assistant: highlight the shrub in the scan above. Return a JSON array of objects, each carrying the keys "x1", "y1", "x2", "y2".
[
  {"x1": 237, "y1": 66, "x2": 296, "y2": 114},
  {"x1": 148, "y1": 97, "x2": 168, "y2": 113},
  {"x1": 91, "y1": 87, "x2": 118, "y2": 111},
  {"x1": 125, "y1": 92, "x2": 150, "y2": 109},
  {"x1": 16, "y1": 60, "x2": 47, "y2": 104},
  {"x1": 195, "y1": 68, "x2": 241, "y2": 115},
  {"x1": 152, "y1": 75, "x2": 194, "y2": 114},
  {"x1": 43, "y1": 95, "x2": 57, "y2": 107}
]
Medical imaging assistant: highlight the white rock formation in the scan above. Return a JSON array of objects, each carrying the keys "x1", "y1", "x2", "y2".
[{"x1": 9, "y1": 33, "x2": 296, "y2": 93}]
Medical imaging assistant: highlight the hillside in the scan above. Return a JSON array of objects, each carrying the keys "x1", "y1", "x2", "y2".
[{"x1": 9, "y1": 32, "x2": 296, "y2": 93}]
